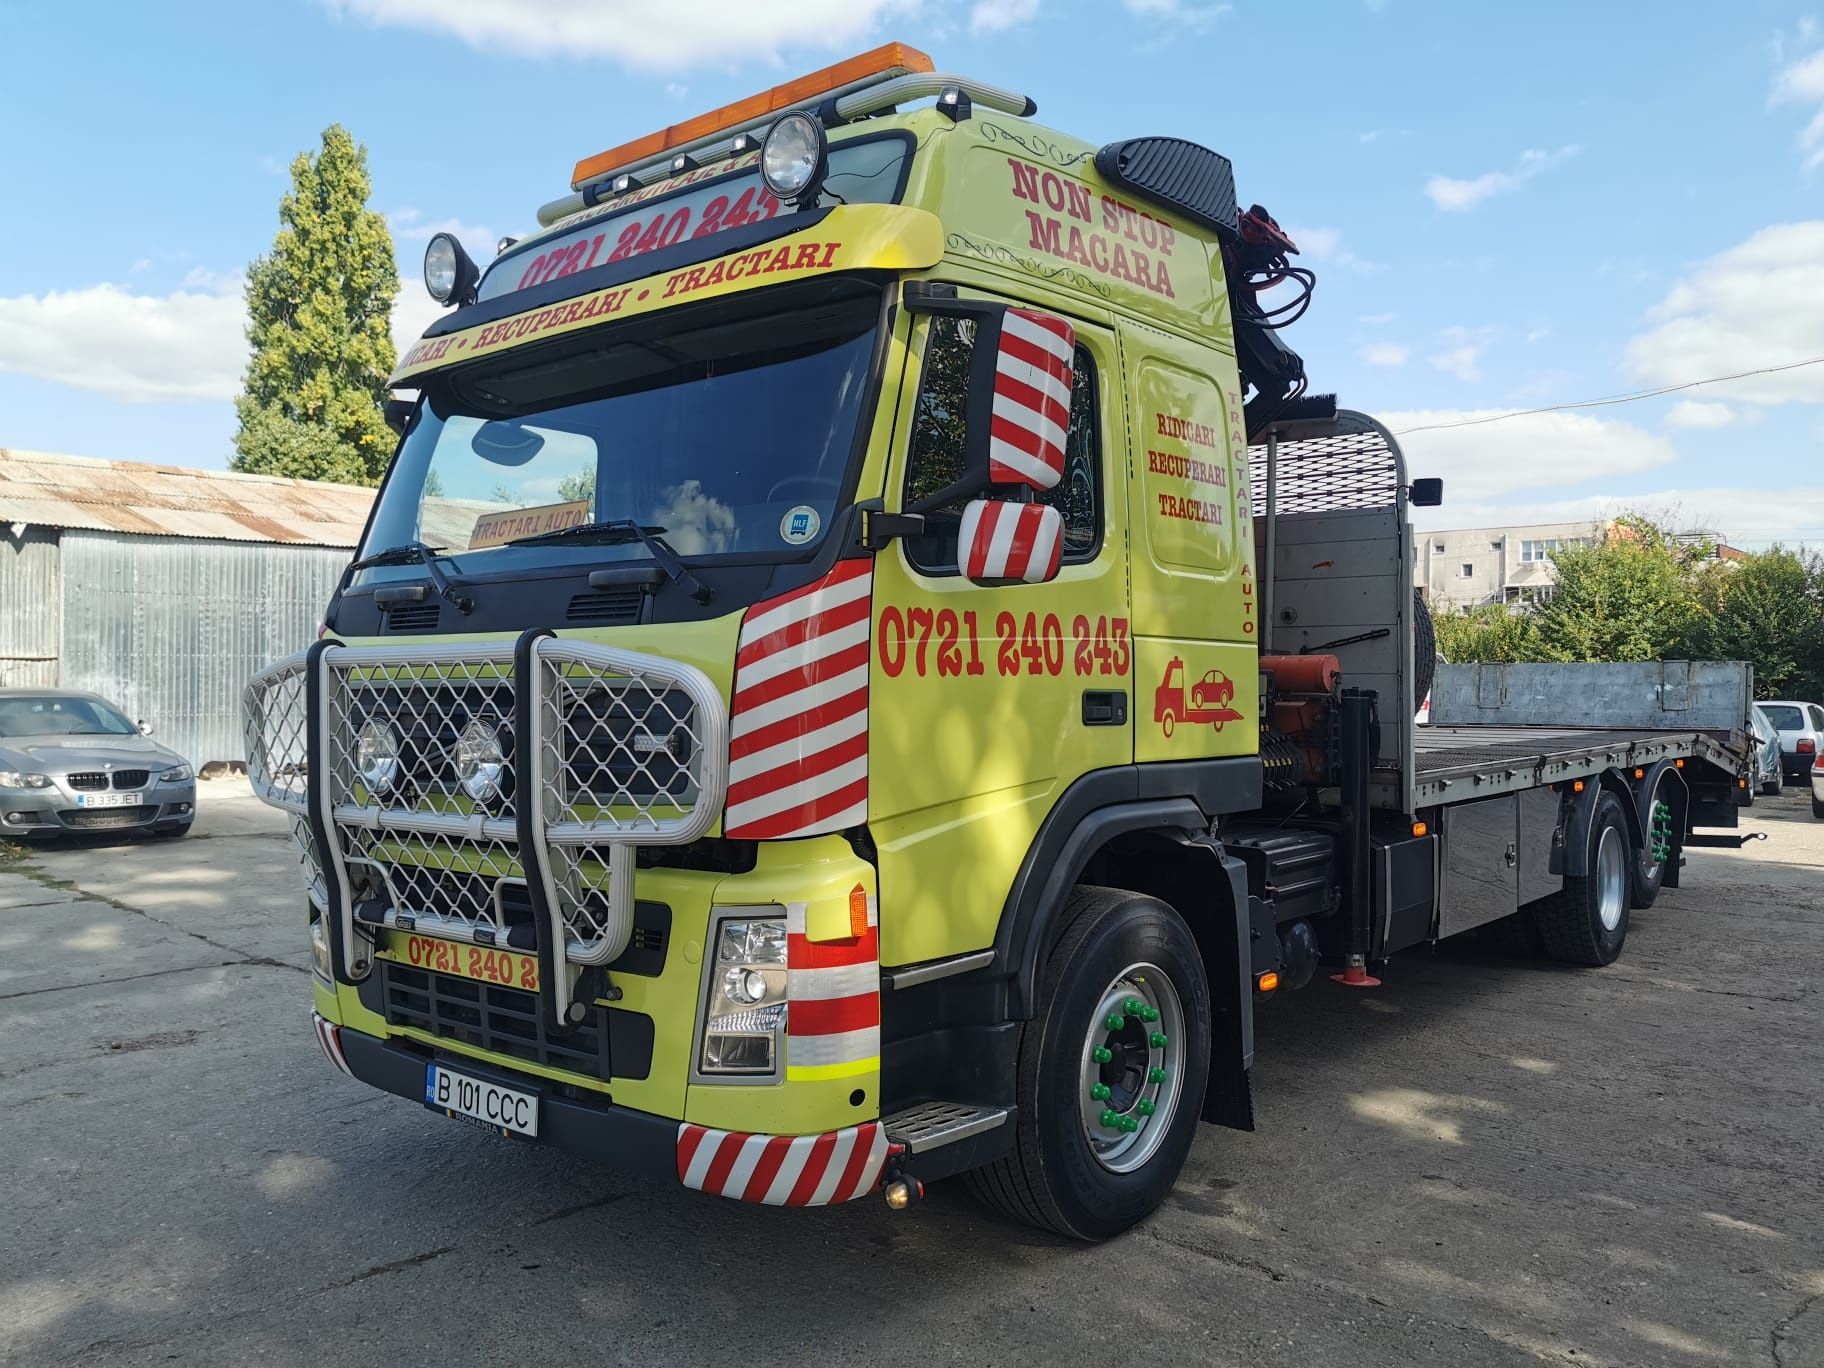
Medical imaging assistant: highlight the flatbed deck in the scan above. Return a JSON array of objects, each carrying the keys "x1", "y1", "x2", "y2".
[{"x1": 1410, "y1": 725, "x2": 1746, "y2": 806}]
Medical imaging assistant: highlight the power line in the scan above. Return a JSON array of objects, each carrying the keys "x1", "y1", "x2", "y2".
[{"x1": 1391, "y1": 354, "x2": 1824, "y2": 435}]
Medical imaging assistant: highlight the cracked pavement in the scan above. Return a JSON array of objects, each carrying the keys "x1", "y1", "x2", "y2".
[{"x1": 2, "y1": 779, "x2": 1822, "y2": 1366}]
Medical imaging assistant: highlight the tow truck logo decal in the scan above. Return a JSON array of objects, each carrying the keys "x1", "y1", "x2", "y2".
[
  {"x1": 1152, "y1": 657, "x2": 1244, "y2": 738},
  {"x1": 724, "y1": 558, "x2": 872, "y2": 839}
]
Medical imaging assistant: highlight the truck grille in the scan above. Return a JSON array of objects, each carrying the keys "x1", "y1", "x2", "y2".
[{"x1": 379, "y1": 962, "x2": 654, "y2": 1081}]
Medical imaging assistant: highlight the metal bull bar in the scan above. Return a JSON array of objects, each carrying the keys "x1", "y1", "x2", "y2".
[{"x1": 243, "y1": 629, "x2": 729, "y2": 1032}]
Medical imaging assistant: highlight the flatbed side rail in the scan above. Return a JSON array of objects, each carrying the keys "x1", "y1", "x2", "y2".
[{"x1": 1412, "y1": 726, "x2": 1745, "y2": 807}]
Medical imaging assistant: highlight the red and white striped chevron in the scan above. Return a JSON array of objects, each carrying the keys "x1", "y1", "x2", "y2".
[
  {"x1": 959, "y1": 499, "x2": 1063, "y2": 584},
  {"x1": 312, "y1": 1012, "x2": 353, "y2": 1077},
  {"x1": 677, "y1": 1120, "x2": 891, "y2": 1205},
  {"x1": 724, "y1": 559, "x2": 872, "y2": 840},
  {"x1": 785, "y1": 890, "x2": 879, "y2": 1081},
  {"x1": 988, "y1": 307, "x2": 1075, "y2": 490}
]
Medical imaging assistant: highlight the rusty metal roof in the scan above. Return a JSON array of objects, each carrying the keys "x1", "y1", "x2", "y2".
[{"x1": 0, "y1": 449, "x2": 378, "y2": 548}]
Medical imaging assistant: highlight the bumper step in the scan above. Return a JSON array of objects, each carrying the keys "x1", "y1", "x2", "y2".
[{"x1": 882, "y1": 1101, "x2": 1009, "y2": 1155}]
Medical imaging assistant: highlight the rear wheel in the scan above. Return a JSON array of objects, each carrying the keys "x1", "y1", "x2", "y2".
[
  {"x1": 1535, "y1": 790, "x2": 1631, "y2": 966},
  {"x1": 1812, "y1": 795, "x2": 1824, "y2": 819},
  {"x1": 1762, "y1": 776, "x2": 1782, "y2": 797},
  {"x1": 1631, "y1": 777, "x2": 1673, "y2": 909},
  {"x1": 966, "y1": 887, "x2": 1210, "y2": 1241}
]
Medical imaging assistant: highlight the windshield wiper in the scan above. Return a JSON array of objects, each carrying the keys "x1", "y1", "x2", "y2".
[
  {"x1": 506, "y1": 520, "x2": 712, "y2": 604},
  {"x1": 346, "y1": 540, "x2": 475, "y2": 614}
]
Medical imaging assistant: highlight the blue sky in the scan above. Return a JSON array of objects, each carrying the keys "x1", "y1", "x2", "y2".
[{"x1": 1, "y1": 0, "x2": 1821, "y2": 544}]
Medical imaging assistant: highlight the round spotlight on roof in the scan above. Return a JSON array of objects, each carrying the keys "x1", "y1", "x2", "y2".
[
  {"x1": 760, "y1": 112, "x2": 828, "y2": 206},
  {"x1": 423, "y1": 232, "x2": 480, "y2": 307}
]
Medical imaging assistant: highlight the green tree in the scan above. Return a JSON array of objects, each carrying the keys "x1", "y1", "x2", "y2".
[
  {"x1": 232, "y1": 125, "x2": 399, "y2": 485},
  {"x1": 1432, "y1": 600, "x2": 1542, "y2": 662},
  {"x1": 1685, "y1": 546, "x2": 1824, "y2": 699},
  {"x1": 1528, "y1": 517, "x2": 1698, "y2": 662}
]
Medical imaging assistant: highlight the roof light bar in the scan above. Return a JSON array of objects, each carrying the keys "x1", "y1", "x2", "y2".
[{"x1": 570, "y1": 41, "x2": 934, "y2": 190}]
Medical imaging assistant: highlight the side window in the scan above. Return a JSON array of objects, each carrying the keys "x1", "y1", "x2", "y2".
[
  {"x1": 902, "y1": 314, "x2": 1101, "y2": 574},
  {"x1": 1811, "y1": 705, "x2": 1824, "y2": 730}
]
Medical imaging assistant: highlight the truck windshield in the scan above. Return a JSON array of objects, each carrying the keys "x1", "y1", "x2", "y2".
[{"x1": 359, "y1": 279, "x2": 882, "y2": 578}]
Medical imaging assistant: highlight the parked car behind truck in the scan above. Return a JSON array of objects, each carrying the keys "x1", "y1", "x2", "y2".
[
  {"x1": 0, "y1": 690, "x2": 195, "y2": 839},
  {"x1": 1760, "y1": 700, "x2": 1824, "y2": 782}
]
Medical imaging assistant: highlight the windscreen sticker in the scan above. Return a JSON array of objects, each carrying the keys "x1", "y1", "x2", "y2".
[
  {"x1": 468, "y1": 499, "x2": 591, "y2": 549},
  {"x1": 780, "y1": 505, "x2": 821, "y2": 545}
]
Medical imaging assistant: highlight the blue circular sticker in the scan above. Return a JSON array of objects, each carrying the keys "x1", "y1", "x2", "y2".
[{"x1": 780, "y1": 505, "x2": 821, "y2": 545}]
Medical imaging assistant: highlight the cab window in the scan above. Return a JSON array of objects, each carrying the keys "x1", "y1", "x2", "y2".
[{"x1": 902, "y1": 314, "x2": 1100, "y2": 574}]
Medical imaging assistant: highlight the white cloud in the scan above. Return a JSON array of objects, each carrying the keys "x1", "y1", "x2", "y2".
[
  {"x1": 1284, "y1": 224, "x2": 1379, "y2": 272},
  {"x1": 1361, "y1": 342, "x2": 1408, "y2": 367},
  {"x1": 325, "y1": 0, "x2": 907, "y2": 68},
  {"x1": 1425, "y1": 145, "x2": 1579, "y2": 212},
  {"x1": 391, "y1": 284, "x2": 448, "y2": 355},
  {"x1": 1121, "y1": 0, "x2": 1230, "y2": 29},
  {"x1": 1410, "y1": 486, "x2": 1824, "y2": 549},
  {"x1": 0, "y1": 281, "x2": 247, "y2": 404},
  {"x1": 665, "y1": 82, "x2": 689, "y2": 100},
  {"x1": 1383, "y1": 409, "x2": 1678, "y2": 506},
  {"x1": 1772, "y1": 40, "x2": 1824, "y2": 169},
  {"x1": 971, "y1": 0, "x2": 1039, "y2": 32},
  {"x1": 1663, "y1": 399, "x2": 1737, "y2": 430},
  {"x1": 1358, "y1": 311, "x2": 1395, "y2": 325},
  {"x1": 1430, "y1": 345, "x2": 1483, "y2": 382},
  {"x1": 1625, "y1": 222, "x2": 1824, "y2": 406}
]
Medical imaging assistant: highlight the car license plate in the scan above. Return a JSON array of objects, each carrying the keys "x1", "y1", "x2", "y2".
[
  {"x1": 76, "y1": 791, "x2": 141, "y2": 808},
  {"x1": 425, "y1": 1064, "x2": 539, "y2": 1137}
]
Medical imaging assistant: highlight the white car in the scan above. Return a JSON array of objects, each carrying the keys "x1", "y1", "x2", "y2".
[
  {"x1": 1812, "y1": 756, "x2": 1824, "y2": 820},
  {"x1": 1760, "y1": 700, "x2": 1824, "y2": 783}
]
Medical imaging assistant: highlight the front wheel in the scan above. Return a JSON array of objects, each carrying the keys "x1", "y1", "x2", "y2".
[
  {"x1": 1762, "y1": 777, "x2": 1783, "y2": 797},
  {"x1": 1536, "y1": 790, "x2": 1632, "y2": 966},
  {"x1": 965, "y1": 887, "x2": 1210, "y2": 1241}
]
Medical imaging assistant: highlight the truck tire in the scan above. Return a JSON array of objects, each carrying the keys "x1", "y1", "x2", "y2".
[
  {"x1": 965, "y1": 886, "x2": 1211, "y2": 1241},
  {"x1": 1535, "y1": 790, "x2": 1631, "y2": 966},
  {"x1": 1631, "y1": 774, "x2": 1672, "y2": 909},
  {"x1": 1412, "y1": 592, "x2": 1436, "y2": 710}
]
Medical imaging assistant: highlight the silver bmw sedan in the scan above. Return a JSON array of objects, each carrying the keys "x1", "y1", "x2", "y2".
[{"x1": 0, "y1": 690, "x2": 197, "y2": 840}]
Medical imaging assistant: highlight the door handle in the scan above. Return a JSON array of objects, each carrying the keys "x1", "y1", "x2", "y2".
[{"x1": 1082, "y1": 691, "x2": 1128, "y2": 726}]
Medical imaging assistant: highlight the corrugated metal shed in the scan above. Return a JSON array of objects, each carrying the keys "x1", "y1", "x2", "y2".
[
  {"x1": 0, "y1": 525, "x2": 60, "y2": 687},
  {"x1": 0, "y1": 448, "x2": 377, "y2": 547},
  {"x1": 60, "y1": 532, "x2": 348, "y2": 766}
]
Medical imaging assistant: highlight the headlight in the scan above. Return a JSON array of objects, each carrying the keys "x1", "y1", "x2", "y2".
[
  {"x1": 309, "y1": 913, "x2": 333, "y2": 985},
  {"x1": 355, "y1": 720, "x2": 402, "y2": 797},
  {"x1": 0, "y1": 771, "x2": 52, "y2": 790},
  {"x1": 162, "y1": 763, "x2": 194, "y2": 783},
  {"x1": 760, "y1": 112, "x2": 827, "y2": 204},
  {"x1": 455, "y1": 719, "x2": 510, "y2": 805},
  {"x1": 699, "y1": 912, "x2": 788, "y2": 1076},
  {"x1": 423, "y1": 231, "x2": 477, "y2": 306}
]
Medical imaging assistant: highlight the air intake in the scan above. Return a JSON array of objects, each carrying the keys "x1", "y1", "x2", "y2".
[
  {"x1": 566, "y1": 587, "x2": 645, "y2": 624},
  {"x1": 384, "y1": 602, "x2": 441, "y2": 633},
  {"x1": 1094, "y1": 137, "x2": 1238, "y2": 243}
]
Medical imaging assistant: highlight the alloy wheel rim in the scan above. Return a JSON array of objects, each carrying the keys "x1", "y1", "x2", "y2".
[
  {"x1": 1076, "y1": 962, "x2": 1185, "y2": 1174},
  {"x1": 1596, "y1": 824, "x2": 1627, "y2": 931}
]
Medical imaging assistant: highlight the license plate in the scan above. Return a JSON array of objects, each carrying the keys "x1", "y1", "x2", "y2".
[
  {"x1": 425, "y1": 1064, "x2": 539, "y2": 1137},
  {"x1": 391, "y1": 933, "x2": 540, "y2": 991},
  {"x1": 76, "y1": 791, "x2": 141, "y2": 808}
]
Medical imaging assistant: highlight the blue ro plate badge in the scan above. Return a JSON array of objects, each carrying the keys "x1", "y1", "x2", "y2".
[{"x1": 425, "y1": 1064, "x2": 540, "y2": 1138}]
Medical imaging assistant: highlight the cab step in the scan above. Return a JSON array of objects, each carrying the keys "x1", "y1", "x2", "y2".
[{"x1": 882, "y1": 1101, "x2": 1009, "y2": 1154}]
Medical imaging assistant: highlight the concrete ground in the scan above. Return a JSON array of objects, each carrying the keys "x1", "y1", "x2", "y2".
[{"x1": 2, "y1": 779, "x2": 1821, "y2": 1368}]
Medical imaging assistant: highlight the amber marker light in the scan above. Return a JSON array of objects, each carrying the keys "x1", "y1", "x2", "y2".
[{"x1": 1256, "y1": 972, "x2": 1280, "y2": 992}]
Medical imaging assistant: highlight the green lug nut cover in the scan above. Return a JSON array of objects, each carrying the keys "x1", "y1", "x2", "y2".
[
  {"x1": 1150, "y1": 1031, "x2": 1168, "y2": 1048},
  {"x1": 1148, "y1": 1066, "x2": 1167, "y2": 1084},
  {"x1": 1105, "y1": 1013, "x2": 1125, "y2": 1032},
  {"x1": 1143, "y1": 1006, "x2": 1160, "y2": 1022},
  {"x1": 1090, "y1": 1082, "x2": 1111, "y2": 1101},
  {"x1": 1137, "y1": 1098, "x2": 1156, "y2": 1116},
  {"x1": 1099, "y1": 1108, "x2": 1120, "y2": 1128},
  {"x1": 1121, "y1": 1115, "x2": 1139, "y2": 1133},
  {"x1": 1092, "y1": 1046, "x2": 1113, "y2": 1064},
  {"x1": 1123, "y1": 998, "x2": 1144, "y2": 1015}
]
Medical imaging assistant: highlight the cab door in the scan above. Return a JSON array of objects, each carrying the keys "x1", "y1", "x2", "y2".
[{"x1": 868, "y1": 296, "x2": 1131, "y2": 968}]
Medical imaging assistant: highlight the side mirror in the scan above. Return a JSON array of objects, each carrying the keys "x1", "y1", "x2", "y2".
[
  {"x1": 382, "y1": 397, "x2": 416, "y2": 437},
  {"x1": 137, "y1": 720, "x2": 154, "y2": 736},
  {"x1": 1409, "y1": 477, "x2": 1444, "y2": 507},
  {"x1": 959, "y1": 499, "x2": 1062, "y2": 585},
  {"x1": 902, "y1": 287, "x2": 1076, "y2": 508}
]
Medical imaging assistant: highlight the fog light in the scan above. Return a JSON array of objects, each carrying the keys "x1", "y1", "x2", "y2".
[
  {"x1": 422, "y1": 231, "x2": 479, "y2": 306},
  {"x1": 355, "y1": 721, "x2": 401, "y2": 798},
  {"x1": 454, "y1": 720, "x2": 509, "y2": 806},
  {"x1": 309, "y1": 915, "x2": 333, "y2": 984}
]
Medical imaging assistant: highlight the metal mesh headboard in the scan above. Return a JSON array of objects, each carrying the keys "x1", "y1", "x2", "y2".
[{"x1": 1249, "y1": 411, "x2": 1406, "y2": 516}]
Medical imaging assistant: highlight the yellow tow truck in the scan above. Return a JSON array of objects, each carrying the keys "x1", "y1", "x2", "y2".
[{"x1": 246, "y1": 44, "x2": 1755, "y2": 1239}]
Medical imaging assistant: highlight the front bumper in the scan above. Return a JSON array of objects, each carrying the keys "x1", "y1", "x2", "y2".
[
  {"x1": 321, "y1": 1014, "x2": 892, "y2": 1204},
  {"x1": 0, "y1": 780, "x2": 195, "y2": 836},
  {"x1": 1810, "y1": 770, "x2": 1824, "y2": 804}
]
